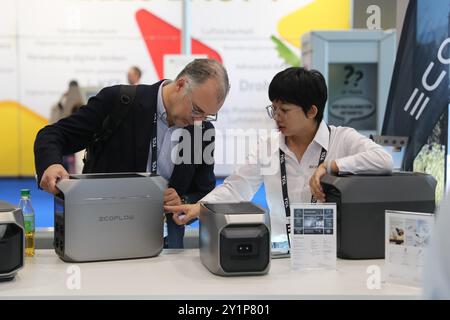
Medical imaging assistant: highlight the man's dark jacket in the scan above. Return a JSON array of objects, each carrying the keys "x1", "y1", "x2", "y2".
[{"x1": 34, "y1": 81, "x2": 216, "y2": 248}]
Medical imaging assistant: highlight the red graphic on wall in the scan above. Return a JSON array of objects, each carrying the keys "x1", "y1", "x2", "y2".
[{"x1": 136, "y1": 9, "x2": 223, "y2": 80}]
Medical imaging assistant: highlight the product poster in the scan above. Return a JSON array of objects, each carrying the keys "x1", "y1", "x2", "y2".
[
  {"x1": 385, "y1": 210, "x2": 434, "y2": 287},
  {"x1": 290, "y1": 203, "x2": 337, "y2": 270}
]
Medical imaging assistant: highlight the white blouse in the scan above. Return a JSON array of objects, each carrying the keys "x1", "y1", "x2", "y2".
[{"x1": 202, "y1": 121, "x2": 394, "y2": 243}]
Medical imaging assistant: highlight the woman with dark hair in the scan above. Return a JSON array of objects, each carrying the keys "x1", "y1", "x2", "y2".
[{"x1": 166, "y1": 67, "x2": 393, "y2": 248}]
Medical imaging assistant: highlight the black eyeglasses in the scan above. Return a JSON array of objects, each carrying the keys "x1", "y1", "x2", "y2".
[
  {"x1": 189, "y1": 96, "x2": 218, "y2": 122},
  {"x1": 185, "y1": 81, "x2": 218, "y2": 122}
]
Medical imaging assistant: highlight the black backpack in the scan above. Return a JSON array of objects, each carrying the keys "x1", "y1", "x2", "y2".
[{"x1": 82, "y1": 85, "x2": 137, "y2": 173}]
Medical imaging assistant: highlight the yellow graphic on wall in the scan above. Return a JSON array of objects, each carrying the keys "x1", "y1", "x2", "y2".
[
  {"x1": 0, "y1": 101, "x2": 48, "y2": 176},
  {"x1": 278, "y1": 0, "x2": 350, "y2": 48},
  {"x1": 273, "y1": 0, "x2": 350, "y2": 67}
]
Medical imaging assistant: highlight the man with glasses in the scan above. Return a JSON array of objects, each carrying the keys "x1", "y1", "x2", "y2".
[{"x1": 34, "y1": 59, "x2": 230, "y2": 248}]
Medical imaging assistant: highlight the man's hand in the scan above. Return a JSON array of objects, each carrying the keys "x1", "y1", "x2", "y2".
[
  {"x1": 164, "y1": 203, "x2": 202, "y2": 225},
  {"x1": 164, "y1": 188, "x2": 182, "y2": 206},
  {"x1": 40, "y1": 164, "x2": 70, "y2": 194}
]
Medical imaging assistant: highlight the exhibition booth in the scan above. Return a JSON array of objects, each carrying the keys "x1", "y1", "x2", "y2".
[{"x1": 1, "y1": 0, "x2": 449, "y2": 302}]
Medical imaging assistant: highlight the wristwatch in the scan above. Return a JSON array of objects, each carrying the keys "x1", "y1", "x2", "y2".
[{"x1": 180, "y1": 195, "x2": 189, "y2": 204}]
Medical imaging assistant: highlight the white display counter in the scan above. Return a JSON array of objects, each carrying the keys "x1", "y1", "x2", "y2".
[{"x1": 0, "y1": 249, "x2": 421, "y2": 299}]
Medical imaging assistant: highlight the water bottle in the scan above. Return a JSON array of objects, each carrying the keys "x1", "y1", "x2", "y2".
[{"x1": 18, "y1": 189, "x2": 35, "y2": 257}]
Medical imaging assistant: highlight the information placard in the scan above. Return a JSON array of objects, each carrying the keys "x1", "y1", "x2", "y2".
[
  {"x1": 290, "y1": 203, "x2": 337, "y2": 270},
  {"x1": 385, "y1": 210, "x2": 434, "y2": 286}
]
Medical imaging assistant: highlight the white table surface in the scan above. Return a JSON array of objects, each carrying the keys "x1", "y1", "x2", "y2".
[{"x1": 0, "y1": 249, "x2": 421, "y2": 299}]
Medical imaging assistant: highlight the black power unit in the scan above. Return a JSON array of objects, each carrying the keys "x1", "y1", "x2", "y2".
[
  {"x1": 0, "y1": 201, "x2": 24, "y2": 281},
  {"x1": 321, "y1": 172, "x2": 436, "y2": 259}
]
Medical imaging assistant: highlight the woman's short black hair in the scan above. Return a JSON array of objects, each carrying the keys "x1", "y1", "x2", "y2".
[{"x1": 268, "y1": 67, "x2": 328, "y2": 123}]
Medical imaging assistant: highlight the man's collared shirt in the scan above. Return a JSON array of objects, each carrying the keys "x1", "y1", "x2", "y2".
[{"x1": 146, "y1": 80, "x2": 179, "y2": 181}]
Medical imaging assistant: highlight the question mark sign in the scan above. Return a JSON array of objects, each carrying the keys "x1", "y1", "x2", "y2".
[
  {"x1": 354, "y1": 71, "x2": 363, "y2": 87},
  {"x1": 344, "y1": 65, "x2": 354, "y2": 85}
]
